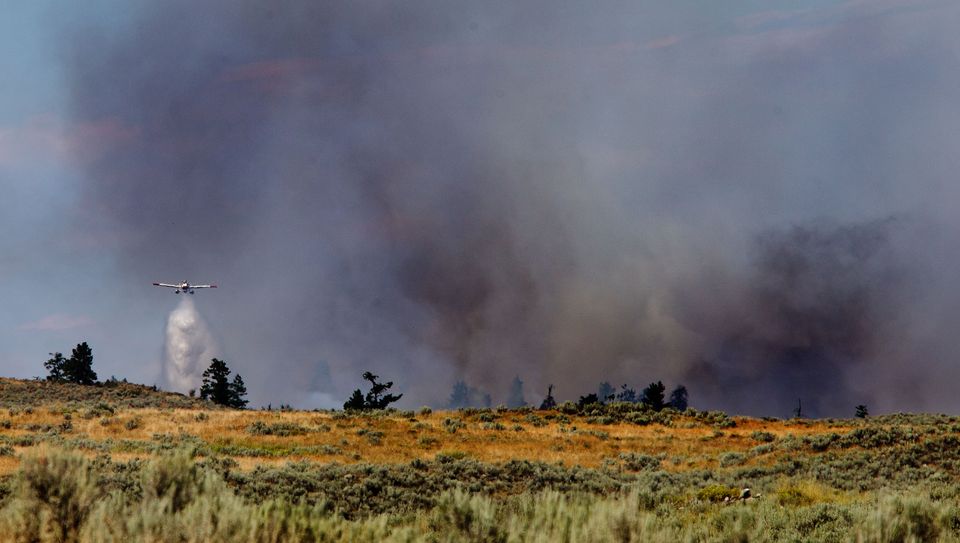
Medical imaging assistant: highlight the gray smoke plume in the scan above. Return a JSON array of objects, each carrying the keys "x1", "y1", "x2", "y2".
[
  {"x1": 163, "y1": 297, "x2": 218, "y2": 393},
  {"x1": 59, "y1": 1, "x2": 960, "y2": 415}
]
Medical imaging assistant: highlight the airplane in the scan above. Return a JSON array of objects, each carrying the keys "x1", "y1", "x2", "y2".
[{"x1": 152, "y1": 280, "x2": 217, "y2": 294}]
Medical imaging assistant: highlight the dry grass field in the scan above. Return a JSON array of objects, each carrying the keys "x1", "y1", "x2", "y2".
[
  {"x1": 0, "y1": 402, "x2": 860, "y2": 474},
  {"x1": 1, "y1": 378, "x2": 959, "y2": 541}
]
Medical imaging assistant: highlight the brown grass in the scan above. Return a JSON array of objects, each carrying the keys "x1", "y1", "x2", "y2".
[{"x1": 0, "y1": 405, "x2": 862, "y2": 476}]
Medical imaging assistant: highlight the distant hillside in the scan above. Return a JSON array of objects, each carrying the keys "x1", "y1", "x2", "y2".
[{"x1": 0, "y1": 378, "x2": 216, "y2": 409}]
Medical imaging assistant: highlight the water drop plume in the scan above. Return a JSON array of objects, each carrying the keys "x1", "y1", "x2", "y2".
[{"x1": 163, "y1": 297, "x2": 218, "y2": 392}]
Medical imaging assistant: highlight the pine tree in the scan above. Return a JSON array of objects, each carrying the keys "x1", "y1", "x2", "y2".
[
  {"x1": 200, "y1": 358, "x2": 233, "y2": 406},
  {"x1": 578, "y1": 393, "x2": 599, "y2": 408},
  {"x1": 855, "y1": 404, "x2": 869, "y2": 418},
  {"x1": 597, "y1": 382, "x2": 615, "y2": 404},
  {"x1": 447, "y1": 380, "x2": 491, "y2": 409},
  {"x1": 44, "y1": 352, "x2": 66, "y2": 382},
  {"x1": 63, "y1": 342, "x2": 97, "y2": 385},
  {"x1": 343, "y1": 372, "x2": 403, "y2": 410},
  {"x1": 539, "y1": 384, "x2": 556, "y2": 410},
  {"x1": 668, "y1": 385, "x2": 688, "y2": 411},
  {"x1": 229, "y1": 374, "x2": 248, "y2": 409},
  {"x1": 507, "y1": 376, "x2": 527, "y2": 408},
  {"x1": 641, "y1": 381, "x2": 666, "y2": 411},
  {"x1": 362, "y1": 371, "x2": 403, "y2": 409},
  {"x1": 448, "y1": 381, "x2": 471, "y2": 409},
  {"x1": 616, "y1": 384, "x2": 637, "y2": 403},
  {"x1": 343, "y1": 389, "x2": 365, "y2": 410}
]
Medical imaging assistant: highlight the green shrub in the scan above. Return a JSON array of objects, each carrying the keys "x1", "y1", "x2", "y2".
[
  {"x1": 624, "y1": 412, "x2": 652, "y2": 425},
  {"x1": 750, "y1": 431, "x2": 776, "y2": 443},
  {"x1": 418, "y1": 436, "x2": 440, "y2": 448},
  {"x1": 618, "y1": 453, "x2": 660, "y2": 471},
  {"x1": 247, "y1": 421, "x2": 310, "y2": 436},
  {"x1": 719, "y1": 452, "x2": 746, "y2": 467},
  {"x1": 0, "y1": 450, "x2": 103, "y2": 541},
  {"x1": 696, "y1": 484, "x2": 740, "y2": 503},
  {"x1": 524, "y1": 414, "x2": 548, "y2": 427},
  {"x1": 476, "y1": 412, "x2": 497, "y2": 423},
  {"x1": 123, "y1": 417, "x2": 142, "y2": 431},
  {"x1": 442, "y1": 418, "x2": 466, "y2": 433}
]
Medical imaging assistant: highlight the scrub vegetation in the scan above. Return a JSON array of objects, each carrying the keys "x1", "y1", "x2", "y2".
[{"x1": 0, "y1": 379, "x2": 959, "y2": 541}]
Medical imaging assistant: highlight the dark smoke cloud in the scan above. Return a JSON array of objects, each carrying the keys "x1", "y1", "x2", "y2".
[
  {"x1": 62, "y1": 1, "x2": 960, "y2": 415},
  {"x1": 677, "y1": 219, "x2": 908, "y2": 417}
]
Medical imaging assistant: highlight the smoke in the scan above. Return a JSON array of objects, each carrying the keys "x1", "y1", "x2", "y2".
[
  {"x1": 58, "y1": 1, "x2": 960, "y2": 415},
  {"x1": 163, "y1": 297, "x2": 218, "y2": 392}
]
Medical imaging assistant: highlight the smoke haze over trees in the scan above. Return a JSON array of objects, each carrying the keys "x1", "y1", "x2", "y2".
[{"x1": 54, "y1": 1, "x2": 960, "y2": 416}]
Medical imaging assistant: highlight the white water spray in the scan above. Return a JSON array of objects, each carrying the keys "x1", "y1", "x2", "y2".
[{"x1": 163, "y1": 297, "x2": 218, "y2": 392}]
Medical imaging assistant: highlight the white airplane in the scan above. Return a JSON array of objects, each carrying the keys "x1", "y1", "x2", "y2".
[{"x1": 152, "y1": 280, "x2": 217, "y2": 294}]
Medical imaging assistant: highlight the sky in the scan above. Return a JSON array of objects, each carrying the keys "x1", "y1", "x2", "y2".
[{"x1": 3, "y1": 0, "x2": 960, "y2": 416}]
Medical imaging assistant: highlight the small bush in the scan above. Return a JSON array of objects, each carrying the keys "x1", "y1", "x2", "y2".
[
  {"x1": 776, "y1": 484, "x2": 815, "y2": 506},
  {"x1": 436, "y1": 451, "x2": 468, "y2": 463},
  {"x1": 618, "y1": 453, "x2": 661, "y2": 471},
  {"x1": 442, "y1": 418, "x2": 466, "y2": 434},
  {"x1": 524, "y1": 414, "x2": 548, "y2": 427},
  {"x1": 719, "y1": 452, "x2": 746, "y2": 467},
  {"x1": 750, "y1": 431, "x2": 776, "y2": 443},
  {"x1": 696, "y1": 484, "x2": 740, "y2": 503},
  {"x1": 247, "y1": 421, "x2": 309, "y2": 436},
  {"x1": 586, "y1": 415, "x2": 616, "y2": 425},
  {"x1": 418, "y1": 436, "x2": 440, "y2": 448},
  {"x1": 123, "y1": 417, "x2": 142, "y2": 431},
  {"x1": 624, "y1": 412, "x2": 652, "y2": 426},
  {"x1": 358, "y1": 429, "x2": 385, "y2": 445}
]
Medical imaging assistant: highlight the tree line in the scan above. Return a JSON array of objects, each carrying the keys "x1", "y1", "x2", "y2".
[
  {"x1": 40, "y1": 343, "x2": 872, "y2": 417},
  {"x1": 42, "y1": 342, "x2": 247, "y2": 408}
]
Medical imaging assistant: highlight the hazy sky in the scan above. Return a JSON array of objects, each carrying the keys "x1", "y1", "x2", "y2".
[{"x1": 4, "y1": 1, "x2": 960, "y2": 416}]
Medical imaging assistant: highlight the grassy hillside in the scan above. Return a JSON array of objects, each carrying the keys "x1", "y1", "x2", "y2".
[
  {"x1": 0, "y1": 379, "x2": 958, "y2": 541},
  {"x1": 0, "y1": 377, "x2": 210, "y2": 409}
]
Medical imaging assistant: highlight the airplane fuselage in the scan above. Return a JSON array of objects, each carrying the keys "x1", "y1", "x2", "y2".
[{"x1": 153, "y1": 280, "x2": 216, "y2": 294}]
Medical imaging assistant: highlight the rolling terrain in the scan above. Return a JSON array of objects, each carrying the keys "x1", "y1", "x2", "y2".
[{"x1": 0, "y1": 378, "x2": 958, "y2": 541}]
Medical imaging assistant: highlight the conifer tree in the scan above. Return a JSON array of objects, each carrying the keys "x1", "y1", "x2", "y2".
[
  {"x1": 44, "y1": 352, "x2": 66, "y2": 382},
  {"x1": 641, "y1": 381, "x2": 666, "y2": 411},
  {"x1": 448, "y1": 380, "x2": 471, "y2": 409},
  {"x1": 597, "y1": 382, "x2": 615, "y2": 404},
  {"x1": 200, "y1": 358, "x2": 249, "y2": 407},
  {"x1": 507, "y1": 376, "x2": 527, "y2": 408},
  {"x1": 539, "y1": 384, "x2": 556, "y2": 410},
  {"x1": 363, "y1": 371, "x2": 402, "y2": 408},
  {"x1": 63, "y1": 342, "x2": 97, "y2": 385},
  {"x1": 229, "y1": 374, "x2": 248, "y2": 409},
  {"x1": 668, "y1": 385, "x2": 688, "y2": 411},
  {"x1": 343, "y1": 389, "x2": 365, "y2": 410},
  {"x1": 616, "y1": 384, "x2": 637, "y2": 403},
  {"x1": 343, "y1": 371, "x2": 403, "y2": 410}
]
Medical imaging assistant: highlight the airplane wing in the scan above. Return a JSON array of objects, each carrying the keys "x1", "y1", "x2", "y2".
[
  {"x1": 191, "y1": 284, "x2": 217, "y2": 289},
  {"x1": 153, "y1": 283, "x2": 179, "y2": 288}
]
